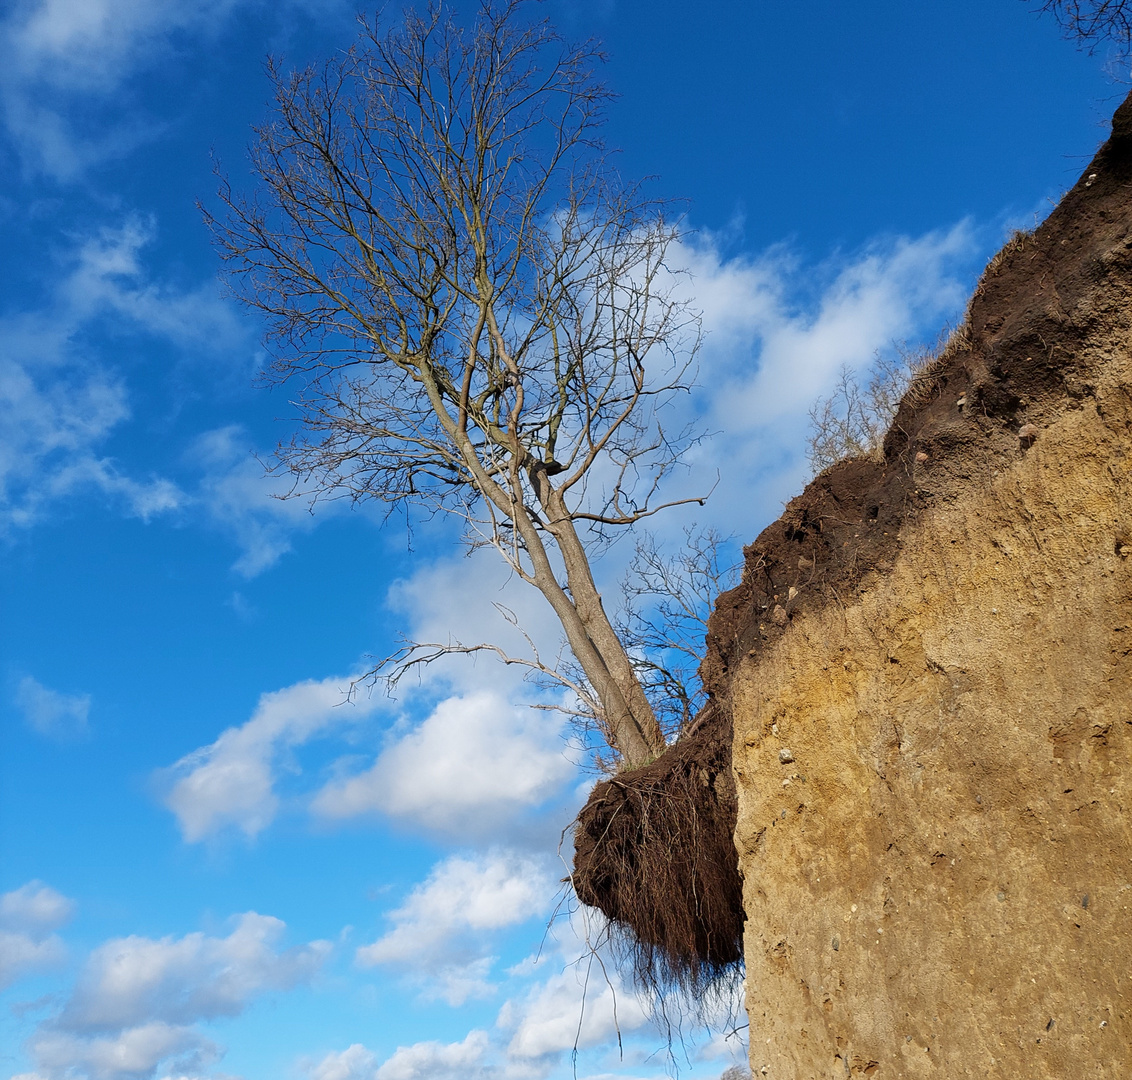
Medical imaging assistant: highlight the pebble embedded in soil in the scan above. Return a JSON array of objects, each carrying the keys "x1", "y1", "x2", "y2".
[{"x1": 779, "y1": 748, "x2": 795, "y2": 764}]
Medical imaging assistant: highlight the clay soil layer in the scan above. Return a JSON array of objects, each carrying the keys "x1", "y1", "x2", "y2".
[{"x1": 719, "y1": 97, "x2": 1132, "y2": 1077}]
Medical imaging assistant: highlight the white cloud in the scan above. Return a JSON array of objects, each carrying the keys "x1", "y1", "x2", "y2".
[
  {"x1": 1, "y1": 881, "x2": 76, "y2": 930},
  {"x1": 375, "y1": 1031, "x2": 489, "y2": 1080},
  {"x1": 306, "y1": 908, "x2": 737, "y2": 1080},
  {"x1": 190, "y1": 426, "x2": 328, "y2": 578},
  {"x1": 0, "y1": 931, "x2": 69, "y2": 991},
  {"x1": 384, "y1": 557, "x2": 566, "y2": 680},
  {"x1": 312, "y1": 689, "x2": 573, "y2": 836},
  {"x1": 2, "y1": 0, "x2": 237, "y2": 90},
  {"x1": 502, "y1": 962, "x2": 650, "y2": 1061},
  {"x1": 23, "y1": 911, "x2": 329, "y2": 1080},
  {"x1": 0, "y1": 218, "x2": 259, "y2": 533},
  {"x1": 159, "y1": 669, "x2": 569, "y2": 846},
  {"x1": 0, "y1": 336, "x2": 177, "y2": 531},
  {"x1": 0, "y1": 0, "x2": 241, "y2": 175},
  {"x1": 0, "y1": 213, "x2": 324, "y2": 568},
  {"x1": 0, "y1": 0, "x2": 354, "y2": 176},
  {"x1": 690, "y1": 223, "x2": 975, "y2": 424},
  {"x1": 650, "y1": 222, "x2": 980, "y2": 543},
  {"x1": 160, "y1": 675, "x2": 381, "y2": 842},
  {"x1": 362, "y1": 853, "x2": 550, "y2": 956},
  {"x1": 309, "y1": 1043, "x2": 377, "y2": 1080},
  {"x1": 0, "y1": 215, "x2": 327, "y2": 570},
  {"x1": 0, "y1": 881, "x2": 75, "y2": 989},
  {"x1": 489, "y1": 907, "x2": 655, "y2": 1064},
  {"x1": 356, "y1": 851, "x2": 553, "y2": 1005},
  {"x1": 61, "y1": 912, "x2": 328, "y2": 1031},
  {"x1": 59, "y1": 220, "x2": 245, "y2": 348},
  {"x1": 15, "y1": 675, "x2": 91, "y2": 740},
  {"x1": 30, "y1": 1022, "x2": 217, "y2": 1080}
]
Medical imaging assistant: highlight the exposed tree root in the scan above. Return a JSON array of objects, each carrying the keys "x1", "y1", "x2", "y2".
[{"x1": 572, "y1": 702, "x2": 744, "y2": 993}]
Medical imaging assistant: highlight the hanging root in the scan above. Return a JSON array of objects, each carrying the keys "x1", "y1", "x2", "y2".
[{"x1": 571, "y1": 701, "x2": 745, "y2": 995}]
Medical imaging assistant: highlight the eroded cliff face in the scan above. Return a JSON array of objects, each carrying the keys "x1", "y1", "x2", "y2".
[{"x1": 711, "y1": 99, "x2": 1132, "y2": 1077}]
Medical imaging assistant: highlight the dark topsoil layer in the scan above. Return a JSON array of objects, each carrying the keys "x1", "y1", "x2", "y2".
[{"x1": 573, "y1": 90, "x2": 1132, "y2": 985}]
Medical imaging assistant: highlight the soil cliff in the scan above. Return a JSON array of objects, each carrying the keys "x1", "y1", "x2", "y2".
[{"x1": 705, "y1": 95, "x2": 1132, "y2": 1077}]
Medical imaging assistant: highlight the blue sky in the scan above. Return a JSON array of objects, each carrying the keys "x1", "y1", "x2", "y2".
[{"x1": 0, "y1": 2, "x2": 1122, "y2": 1079}]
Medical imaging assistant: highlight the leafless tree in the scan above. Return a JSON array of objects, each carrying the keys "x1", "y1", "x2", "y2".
[
  {"x1": 207, "y1": 0, "x2": 706, "y2": 768},
  {"x1": 615, "y1": 528, "x2": 740, "y2": 739},
  {"x1": 1031, "y1": 0, "x2": 1132, "y2": 49},
  {"x1": 806, "y1": 344, "x2": 931, "y2": 473}
]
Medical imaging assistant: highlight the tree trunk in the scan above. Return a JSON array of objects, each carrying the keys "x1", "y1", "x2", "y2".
[{"x1": 541, "y1": 490, "x2": 668, "y2": 767}]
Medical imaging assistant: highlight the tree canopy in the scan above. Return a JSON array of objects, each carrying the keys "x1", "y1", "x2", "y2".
[{"x1": 208, "y1": 0, "x2": 705, "y2": 768}]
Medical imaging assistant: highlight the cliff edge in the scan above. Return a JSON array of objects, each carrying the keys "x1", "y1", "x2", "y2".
[{"x1": 707, "y1": 95, "x2": 1132, "y2": 1077}]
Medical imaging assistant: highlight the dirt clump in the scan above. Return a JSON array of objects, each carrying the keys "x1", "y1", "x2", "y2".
[
  {"x1": 725, "y1": 91, "x2": 1132, "y2": 1078},
  {"x1": 704, "y1": 87, "x2": 1132, "y2": 700}
]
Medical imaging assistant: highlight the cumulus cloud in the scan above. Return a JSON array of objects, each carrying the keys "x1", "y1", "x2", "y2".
[
  {"x1": 501, "y1": 963, "x2": 650, "y2": 1060},
  {"x1": 0, "y1": 937, "x2": 68, "y2": 996},
  {"x1": 306, "y1": 909, "x2": 741, "y2": 1079},
  {"x1": 308, "y1": 1043, "x2": 378, "y2": 1080},
  {"x1": 15, "y1": 676, "x2": 91, "y2": 741},
  {"x1": 312, "y1": 689, "x2": 574, "y2": 836},
  {"x1": 1, "y1": 881, "x2": 76, "y2": 929},
  {"x1": 384, "y1": 556, "x2": 566, "y2": 680},
  {"x1": 61, "y1": 912, "x2": 328, "y2": 1031},
  {"x1": 160, "y1": 676, "x2": 381, "y2": 842},
  {"x1": 307, "y1": 1032, "x2": 492, "y2": 1080},
  {"x1": 690, "y1": 223, "x2": 974, "y2": 421},
  {"x1": 0, "y1": 881, "x2": 75, "y2": 989},
  {"x1": 161, "y1": 658, "x2": 573, "y2": 845},
  {"x1": 30, "y1": 1022, "x2": 218, "y2": 1080},
  {"x1": 24, "y1": 912, "x2": 329, "y2": 1080},
  {"x1": 356, "y1": 851, "x2": 553, "y2": 1005},
  {"x1": 375, "y1": 1030, "x2": 490, "y2": 1080}
]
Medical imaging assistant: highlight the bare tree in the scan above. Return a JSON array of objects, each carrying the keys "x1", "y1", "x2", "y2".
[
  {"x1": 806, "y1": 344, "x2": 931, "y2": 473},
  {"x1": 615, "y1": 528, "x2": 740, "y2": 739},
  {"x1": 207, "y1": 0, "x2": 705, "y2": 769},
  {"x1": 1031, "y1": 0, "x2": 1132, "y2": 49}
]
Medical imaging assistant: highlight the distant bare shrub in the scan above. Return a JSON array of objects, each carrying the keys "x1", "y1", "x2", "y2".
[
  {"x1": 720, "y1": 1068, "x2": 753, "y2": 1080},
  {"x1": 806, "y1": 344, "x2": 933, "y2": 473}
]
